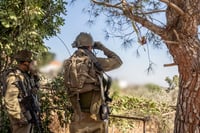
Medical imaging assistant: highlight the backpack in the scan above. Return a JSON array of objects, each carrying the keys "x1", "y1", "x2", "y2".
[
  {"x1": 63, "y1": 49, "x2": 98, "y2": 91},
  {"x1": 64, "y1": 49, "x2": 113, "y2": 120}
]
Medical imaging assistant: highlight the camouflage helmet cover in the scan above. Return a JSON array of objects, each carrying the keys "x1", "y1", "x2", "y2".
[
  {"x1": 72, "y1": 32, "x2": 94, "y2": 48},
  {"x1": 14, "y1": 49, "x2": 32, "y2": 62}
]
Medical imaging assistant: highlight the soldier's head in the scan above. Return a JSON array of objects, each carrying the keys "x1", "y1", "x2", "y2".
[
  {"x1": 72, "y1": 32, "x2": 94, "y2": 50},
  {"x1": 15, "y1": 49, "x2": 32, "y2": 63},
  {"x1": 14, "y1": 49, "x2": 33, "y2": 72}
]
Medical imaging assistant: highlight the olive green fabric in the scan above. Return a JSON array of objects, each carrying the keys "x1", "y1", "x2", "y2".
[
  {"x1": 79, "y1": 91, "x2": 93, "y2": 110},
  {"x1": 72, "y1": 32, "x2": 94, "y2": 48},
  {"x1": 64, "y1": 49, "x2": 98, "y2": 90},
  {"x1": 94, "y1": 42, "x2": 123, "y2": 71},
  {"x1": 69, "y1": 85, "x2": 101, "y2": 122}
]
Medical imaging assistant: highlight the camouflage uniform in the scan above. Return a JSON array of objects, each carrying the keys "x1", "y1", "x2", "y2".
[
  {"x1": 68, "y1": 33, "x2": 123, "y2": 133},
  {"x1": 4, "y1": 50, "x2": 35, "y2": 133}
]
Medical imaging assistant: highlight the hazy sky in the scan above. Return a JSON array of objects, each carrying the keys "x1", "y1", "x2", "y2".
[{"x1": 45, "y1": 2, "x2": 178, "y2": 87}]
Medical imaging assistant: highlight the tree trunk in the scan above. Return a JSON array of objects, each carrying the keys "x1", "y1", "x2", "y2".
[
  {"x1": 172, "y1": 38, "x2": 200, "y2": 133},
  {"x1": 165, "y1": 30, "x2": 200, "y2": 133},
  {"x1": 175, "y1": 72, "x2": 200, "y2": 133},
  {"x1": 164, "y1": 1, "x2": 200, "y2": 132}
]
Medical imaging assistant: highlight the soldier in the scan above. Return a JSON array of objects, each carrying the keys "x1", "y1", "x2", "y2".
[
  {"x1": 64, "y1": 32, "x2": 123, "y2": 133},
  {"x1": 4, "y1": 50, "x2": 40, "y2": 133}
]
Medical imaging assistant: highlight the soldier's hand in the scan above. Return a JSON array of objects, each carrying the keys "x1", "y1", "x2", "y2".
[{"x1": 93, "y1": 41, "x2": 104, "y2": 50}]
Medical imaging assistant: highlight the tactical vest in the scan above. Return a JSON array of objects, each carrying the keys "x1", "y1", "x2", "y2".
[
  {"x1": 64, "y1": 49, "x2": 101, "y2": 94},
  {"x1": 1, "y1": 68, "x2": 39, "y2": 101},
  {"x1": 63, "y1": 49, "x2": 105, "y2": 121}
]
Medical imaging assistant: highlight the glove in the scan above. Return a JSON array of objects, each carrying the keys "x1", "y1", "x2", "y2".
[
  {"x1": 93, "y1": 41, "x2": 114, "y2": 57},
  {"x1": 93, "y1": 41, "x2": 104, "y2": 50}
]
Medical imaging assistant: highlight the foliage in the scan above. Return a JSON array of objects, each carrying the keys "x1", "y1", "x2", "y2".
[
  {"x1": 165, "y1": 75, "x2": 179, "y2": 92},
  {"x1": 111, "y1": 94, "x2": 171, "y2": 116},
  {"x1": 39, "y1": 73, "x2": 72, "y2": 132},
  {"x1": 41, "y1": 75, "x2": 175, "y2": 132},
  {"x1": 37, "y1": 52, "x2": 56, "y2": 67},
  {"x1": 0, "y1": 102, "x2": 10, "y2": 133},
  {"x1": 0, "y1": 1, "x2": 67, "y2": 131},
  {"x1": 0, "y1": 0, "x2": 67, "y2": 71},
  {"x1": 41, "y1": 75, "x2": 174, "y2": 132},
  {"x1": 144, "y1": 83, "x2": 161, "y2": 93},
  {"x1": 110, "y1": 79, "x2": 121, "y2": 96},
  {"x1": 110, "y1": 94, "x2": 174, "y2": 132}
]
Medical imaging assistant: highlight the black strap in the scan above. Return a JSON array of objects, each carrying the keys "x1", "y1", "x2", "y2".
[{"x1": 78, "y1": 48, "x2": 103, "y2": 71}]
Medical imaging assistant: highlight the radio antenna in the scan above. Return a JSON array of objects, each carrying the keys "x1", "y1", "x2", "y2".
[{"x1": 56, "y1": 35, "x2": 71, "y2": 56}]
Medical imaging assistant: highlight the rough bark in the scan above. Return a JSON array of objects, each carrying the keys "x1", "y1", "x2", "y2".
[{"x1": 171, "y1": 36, "x2": 200, "y2": 133}]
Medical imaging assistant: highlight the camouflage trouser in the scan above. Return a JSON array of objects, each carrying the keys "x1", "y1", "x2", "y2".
[
  {"x1": 9, "y1": 116, "x2": 34, "y2": 133},
  {"x1": 69, "y1": 112, "x2": 107, "y2": 133}
]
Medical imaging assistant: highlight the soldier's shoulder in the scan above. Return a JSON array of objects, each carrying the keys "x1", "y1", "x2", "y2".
[
  {"x1": 74, "y1": 49, "x2": 88, "y2": 56},
  {"x1": 7, "y1": 69, "x2": 22, "y2": 79}
]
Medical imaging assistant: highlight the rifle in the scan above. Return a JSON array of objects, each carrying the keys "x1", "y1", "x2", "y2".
[
  {"x1": 98, "y1": 73, "x2": 112, "y2": 133},
  {"x1": 21, "y1": 95, "x2": 43, "y2": 132},
  {"x1": 17, "y1": 77, "x2": 43, "y2": 133},
  {"x1": 102, "y1": 74, "x2": 112, "y2": 102},
  {"x1": 98, "y1": 73, "x2": 112, "y2": 121}
]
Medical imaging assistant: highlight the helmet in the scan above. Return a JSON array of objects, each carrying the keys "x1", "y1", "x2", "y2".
[
  {"x1": 72, "y1": 32, "x2": 94, "y2": 48},
  {"x1": 14, "y1": 49, "x2": 32, "y2": 62}
]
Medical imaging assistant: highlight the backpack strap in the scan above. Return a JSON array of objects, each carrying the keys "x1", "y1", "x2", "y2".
[{"x1": 80, "y1": 49, "x2": 103, "y2": 72}]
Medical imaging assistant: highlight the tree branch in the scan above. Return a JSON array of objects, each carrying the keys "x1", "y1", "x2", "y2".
[
  {"x1": 164, "y1": 40, "x2": 179, "y2": 45},
  {"x1": 173, "y1": 29, "x2": 180, "y2": 42},
  {"x1": 164, "y1": 63, "x2": 177, "y2": 67},
  {"x1": 141, "y1": 10, "x2": 166, "y2": 15},
  {"x1": 91, "y1": 0, "x2": 122, "y2": 10},
  {"x1": 125, "y1": 11, "x2": 165, "y2": 37},
  {"x1": 160, "y1": 0, "x2": 184, "y2": 15},
  {"x1": 91, "y1": 0, "x2": 167, "y2": 38}
]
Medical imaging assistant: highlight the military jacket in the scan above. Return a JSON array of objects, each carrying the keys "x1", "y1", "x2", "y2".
[{"x1": 4, "y1": 69, "x2": 32, "y2": 120}]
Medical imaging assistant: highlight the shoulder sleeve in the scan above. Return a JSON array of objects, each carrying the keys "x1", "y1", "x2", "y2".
[
  {"x1": 97, "y1": 50, "x2": 123, "y2": 72},
  {"x1": 4, "y1": 72, "x2": 22, "y2": 119}
]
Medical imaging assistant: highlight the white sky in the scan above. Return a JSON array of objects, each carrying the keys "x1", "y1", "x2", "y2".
[{"x1": 44, "y1": 2, "x2": 178, "y2": 87}]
